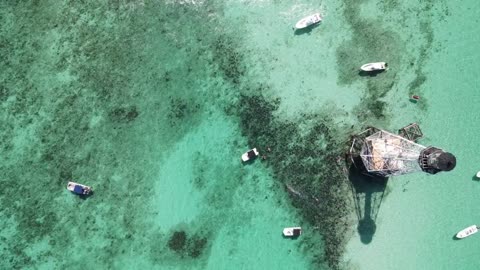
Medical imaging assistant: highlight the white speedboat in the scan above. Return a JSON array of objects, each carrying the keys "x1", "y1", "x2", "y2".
[
  {"x1": 242, "y1": 148, "x2": 259, "y2": 162},
  {"x1": 294, "y1": 13, "x2": 322, "y2": 29},
  {"x1": 456, "y1": 225, "x2": 478, "y2": 239},
  {"x1": 476, "y1": 171, "x2": 480, "y2": 178},
  {"x1": 67, "y1": 181, "x2": 92, "y2": 196},
  {"x1": 283, "y1": 227, "x2": 302, "y2": 237},
  {"x1": 360, "y1": 62, "x2": 388, "y2": 72}
]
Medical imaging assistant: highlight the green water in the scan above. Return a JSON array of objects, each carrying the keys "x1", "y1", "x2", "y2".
[{"x1": 1, "y1": 0, "x2": 478, "y2": 269}]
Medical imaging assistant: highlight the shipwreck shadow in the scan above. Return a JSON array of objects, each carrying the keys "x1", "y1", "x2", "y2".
[{"x1": 348, "y1": 163, "x2": 388, "y2": 244}]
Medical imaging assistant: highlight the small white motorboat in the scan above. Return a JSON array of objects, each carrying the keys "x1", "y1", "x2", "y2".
[
  {"x1": 360, "y1": 62, "x2": 388, "y2": 72},
  {"x1": 241, "y1": 148, "x2": 259, "y2": 162},
  {"x1": 456, "y1": 225, "x2": 478, "y2": 239},
  {"x1": 476, "y1": 171, "x2": 480, "y2": 178},
  {"x1": 67, "y1": 181, "x2": 92, "y2": 196},
  {"x1": 283, "y1": 227, "x2": 302, "y2": 237},
  {"x1": 410, "y1": 95, "x2": 421, "y2": 101},
  {"x1": 294, "y1": 13, "x2": 322, "y2": 29}
]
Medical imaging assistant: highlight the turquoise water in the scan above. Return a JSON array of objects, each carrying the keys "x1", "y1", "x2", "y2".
[
  {"x1": 345, "y1": 1, "x2": 480, "y2": 269},
  {"x1": 1, "y1": 0, "x2": 478, "y2": 269}
]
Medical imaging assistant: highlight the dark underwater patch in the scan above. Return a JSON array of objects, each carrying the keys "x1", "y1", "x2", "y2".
[
  {"x1": 0, "y1": 85, "x2": 9, "y2": 102},
  {"x1": 167, "y1": 96, "x2": 201, "y2": 127},
  {"x1": 109, "y1": 105, "x2": 139, "y2": 123},
  {"x1": 189, "y1": 237, "x2": 208, "y2": 258},
  {"x1": 0, "y1": 2, "x2": 186, "y2": 269},
  {"x1": 235, "y1": 93, "x2": 353, "y2": 270},
  {"x1": 168, "y1": 231, "x2": 187, "y2": 252},
  {"x1": 211, "y1": 34, "x2": 246, "y2": 85},
  {"x1": 167, "y1": 230, "x2": 209, "y2": 259},
  {"x1": 337, "y1": 0, "x2": 447, "y2": 117}
]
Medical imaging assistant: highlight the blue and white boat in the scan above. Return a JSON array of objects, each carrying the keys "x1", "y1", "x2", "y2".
[{"x1": 67, "y1": 181, "x2": 92, "y2": 196}]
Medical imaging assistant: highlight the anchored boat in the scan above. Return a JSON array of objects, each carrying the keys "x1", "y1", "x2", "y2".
[
  {"x1": 67, "y1": 181, "x2": 92, "y2": 196},
  {"x1": 242, "y1": 148, "x2": 259, "y2": 162},
  {"x1": 456, "y1": 225, "x2": 478, "y2": 239},
  {"x1": 283, "y1": 227, "x2": 302, "y2": 237},
  {"x1": 294, "y1": 13, "x2": 322, "y2": 30},
  {"x1": 410, "y1": 95, "x2": 421, "y2": 102},
  {"x1": 360, "y1": 62, "x2": 388, "y2": 72}
]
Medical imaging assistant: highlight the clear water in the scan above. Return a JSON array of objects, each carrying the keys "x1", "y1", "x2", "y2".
[{"x1": 0, "y1": 0, "x2": 478, "y2": 269}]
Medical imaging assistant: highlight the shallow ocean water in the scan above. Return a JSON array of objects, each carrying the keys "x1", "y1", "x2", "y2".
[
  {"x1": 345, "y1": 1, "x2": 480, "y2": 269},
  {"x1": 0, "y1": 0, "x2": 478, "y2": 269}
]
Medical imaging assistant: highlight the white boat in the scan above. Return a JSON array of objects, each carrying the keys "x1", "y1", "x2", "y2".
[
  {"x1": 241, "y1": 148, "x2": 259, "y2": 162},
  {"x1": 283, "y1": 227, "x2": 302, "y2": 237},
  {"x1": 360, "y1": 62, "x2": 388, "y2": 72},
  {"x1": 476, "y1": 171, "x2": 480, "y2": 178},
  {"x1": 67, "y1": 181, "x2": 92, "y2": 196},
  {"x1": 456, "y1": 225, "x2": 478, "y2": 239},
  {"x1": 294, "y1": 13, "x2": 322, "y2": 29}
]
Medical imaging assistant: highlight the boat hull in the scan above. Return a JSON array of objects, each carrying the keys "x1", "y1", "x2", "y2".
[
  {"x1": 456, "y1": 225, "x2": 478, "y2": 239},
  {"x1": 67, "y1": 181, "x2": 92, "y2": 195},
  {"x1": 241, "y1": 148, "x2": 259, "y2": 162},
  {"x1": 283, "y1": 227, "x2": 302, "y2": 237},
  {"x1": 360, "y1": 62, "x2": 387, "y2": 72},
  {"x1": 295, "y1": 13, "x2": 322, "y2": 29},
  {"x1": 409, "y1": 95, "x2": 420, "y2": 102}
]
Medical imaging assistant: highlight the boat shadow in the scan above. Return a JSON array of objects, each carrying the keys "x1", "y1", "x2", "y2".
[
  {"x1": 281, "y1": 234, "x2": 300, "y2": 240},
  {"x1": 293, "y1": 23, "x2": 321, "y2": 36},
  {"x1": 78, "y1": 191, "x2": 94, "y2": 200},
  {"x1": 347, "y1": 163, "x2": 388, "y2": 245},
  {"x1": 358, "y1": 70, "x2": 385, "y2": 77},
  {"x1": 242, "y1": 158, "x2": 258, "y2": 166},
  {"x1": 409, "y1": 99, "x2": 419, "y2": 104}
]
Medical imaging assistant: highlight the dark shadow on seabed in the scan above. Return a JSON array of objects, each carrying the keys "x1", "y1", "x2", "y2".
[
  {"x1": 452, "y1": 234, "x2": 461, "y2": 240},
  {"x1": 347, "y1": 163, "x2": 388, "y2": 244},
  {"x1": 293, "y1": 23, "x2": 321, "y2": 36},
  {"x1": 358, "y1": 70, "x2": 385, "y2": 77},
  {"x1": 79, "y1": 191, "x2": 94, "y2": 200},
  {"x1": 281, "y1": 234, "x2": 300, "y2": 240}
]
